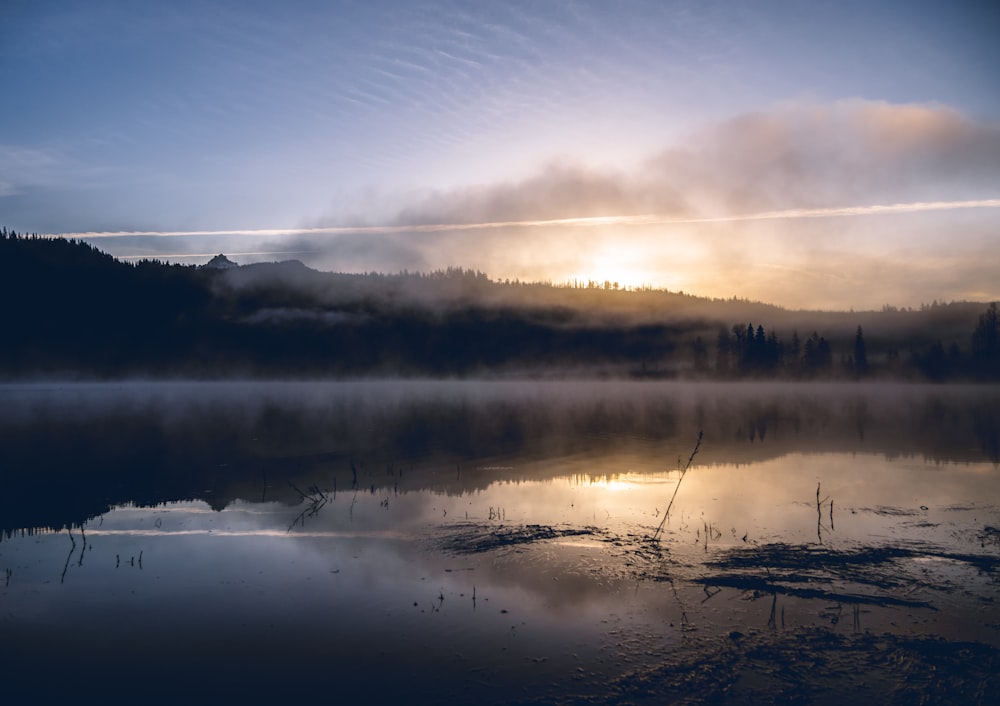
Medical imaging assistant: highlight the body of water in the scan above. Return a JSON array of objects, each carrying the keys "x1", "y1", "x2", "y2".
[{"x1": 1, "y1": 381, "x2": 998, "y2": 703}]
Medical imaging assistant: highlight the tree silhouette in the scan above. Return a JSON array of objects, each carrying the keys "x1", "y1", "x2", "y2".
[
  {"x1": 731, "y1": 324, "x2": 747, "y2": 370},
  {"x1": 854, "y1": 326, "x2": 868, "y2": 376},
  {"x1": 691, "y1": 336, "x2": 709, "y2": 372},
  {"x1": 4, "y1": 229, "x2": 999, "y2": 381},
  {"x1": 715, "y1": 328, "x2": 731, "y2": 375},
  {"x1": 918, "y1": 341, "x2": 949, "y2": 380},
  {"x1": 802, "y1": 332, "x2": 832, "y2": 373},
  {"x1": 817, "y1": 336, "x2": 832, "y2": 369},
  {"x1": 971, "y1": 302, "x2": 999, "y2": 378}
]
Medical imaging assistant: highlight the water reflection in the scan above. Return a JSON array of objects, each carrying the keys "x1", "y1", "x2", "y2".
[
  {"x1": 1, "y1": 381, "x2": 998, "y2": 540},
  {"x1": 1, "y1": 381, "x2": 998, "y2": 703}
]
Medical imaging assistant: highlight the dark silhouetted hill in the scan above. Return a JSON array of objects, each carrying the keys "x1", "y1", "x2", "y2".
[{"x1": 1, "y1": 230, "x2": 996, "y2": 380}]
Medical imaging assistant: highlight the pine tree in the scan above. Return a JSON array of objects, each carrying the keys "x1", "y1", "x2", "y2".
[
  {"x1": 715, "y1": 328, "x2": 731, "y2": 375},
  {"x1": 854, "y1": 326, "x2": 868, "y2": 375},
  {"x1": 971, "y1": 302, "x2": 999, "y2": 377}
]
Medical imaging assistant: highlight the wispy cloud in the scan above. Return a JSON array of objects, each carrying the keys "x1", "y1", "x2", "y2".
[{"x1": 45, "y1": 198, "x2": 1000, "y2": 240}]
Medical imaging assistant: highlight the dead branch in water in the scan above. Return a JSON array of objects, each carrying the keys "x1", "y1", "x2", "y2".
[
  {"x1": 652, "y1": 430, "x2": 703, "y2": 542},
  {"x1": 816, "y1": 483, "x2": 833, "y2": 544},
  {"x1": 287, "y1": 481, "x2": 330, "y2": 532},
  {"x1": 60, "y1": 528, "x2": 76, "y2": 584}
]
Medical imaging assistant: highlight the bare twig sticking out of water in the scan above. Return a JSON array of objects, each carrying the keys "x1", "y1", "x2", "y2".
[
  {"x1": 60, "y1": 528, "x2": 77, "y2": 584},
  {"x1": 816, "y1": 483, "x2": 834, "y2": 544},
  {"x1": 701, "y1": 521, "x2": 722, "y2": 552},
  {"x1": 290, "y1": 482, "x2": 328, "y2": 504},
  {"x1": 77, "y1": 526, "x2": 87, "y2": 567},
  {"x1": 288, "y1": 482, "x2": 330, "y2": 532},
  {"x1": 652, "y1": 430, "x2": 703, "y2": 542}
]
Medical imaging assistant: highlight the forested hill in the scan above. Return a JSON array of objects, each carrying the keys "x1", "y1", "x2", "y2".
[{"x1": 1, "y1": 230, "x2": 997, "y2": 380}]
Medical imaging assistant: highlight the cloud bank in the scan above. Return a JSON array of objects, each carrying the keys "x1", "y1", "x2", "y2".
[
  {"x1": 295, "y1": 100, "x2": 1000, "y2": 308},
  {"x1": 393, "y1": 99, "x2": 1000, "y2": 222},
  {"x1": 54, "y1": 100, "x2": 1000, "y2": 309}
]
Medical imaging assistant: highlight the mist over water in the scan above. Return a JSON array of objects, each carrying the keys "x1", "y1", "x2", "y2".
[{"x1": 1, "y1": 380, "x2": 998, "y2": 704}]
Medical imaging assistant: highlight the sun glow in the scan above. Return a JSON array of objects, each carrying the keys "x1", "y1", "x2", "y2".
[
  {"x1": 565, "y1": 271, "x2": 656, "y2": 291},
  {"x1": 565, "y1": 244, "x2": 664, "y2": 291},
  {"x1": 597, "y1": 478, "x2": 643, "y2": 493}
]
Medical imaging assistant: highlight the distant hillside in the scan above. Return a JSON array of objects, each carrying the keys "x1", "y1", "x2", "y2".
[{"x1": 1, "y1": 230, "x2": 997, "y2": 380}]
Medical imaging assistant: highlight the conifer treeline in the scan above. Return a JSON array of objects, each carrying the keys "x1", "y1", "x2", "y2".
[
  {"x1": 695, "y1": 310, "x2": 1000, "y2": 380},
  {"x1": 1, "y1": 229, "x2": 998, "y2": 380},
  {"x1": 698, "y1": 324, "x2": 859, "y2": 378}
]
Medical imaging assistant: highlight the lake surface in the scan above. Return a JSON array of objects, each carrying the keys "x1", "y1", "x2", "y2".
[{"x1": 1, "y1": 381, "x2": 998, "y2": 704}]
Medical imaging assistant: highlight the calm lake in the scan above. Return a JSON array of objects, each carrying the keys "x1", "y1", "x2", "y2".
[{"x1": 1, "y1": 381, "x2": 998, "y2": 704}]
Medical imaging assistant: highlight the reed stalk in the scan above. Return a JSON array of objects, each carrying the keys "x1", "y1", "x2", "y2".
[{"x1": 652, "y1": 430, "x2": 703, "y2": 542}]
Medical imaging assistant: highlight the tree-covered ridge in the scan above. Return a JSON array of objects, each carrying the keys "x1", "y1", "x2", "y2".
[{"x1": 1, "y1": 230, "x2": 997, "y2": 380}]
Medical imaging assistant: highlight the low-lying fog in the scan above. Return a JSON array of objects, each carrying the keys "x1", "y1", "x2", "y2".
[{"x1": 2, "y1": 379, "x2": 997, "y2": 538}]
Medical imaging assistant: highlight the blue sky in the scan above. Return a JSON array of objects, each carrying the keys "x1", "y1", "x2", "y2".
[{"x1": 2, "y1": 0, "x2": 999, "y2": 308}]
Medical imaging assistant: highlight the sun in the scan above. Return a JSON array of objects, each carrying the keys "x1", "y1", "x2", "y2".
[{"x1": 565, "y1": 249, "x2": 665, "y2": 291}]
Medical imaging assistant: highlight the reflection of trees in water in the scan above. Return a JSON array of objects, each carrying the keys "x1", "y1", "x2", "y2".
[
  {"x1": 736, "y1": 408, "x2": 775, "y2": 443},
  {"x1": 2, "y1": 383, "x2": 998, "y2": 538},
  {"x1": 973, "y1": 407, "x2": 999, "y2": 464}
]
